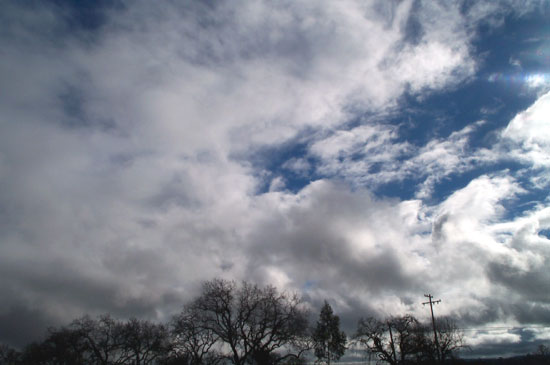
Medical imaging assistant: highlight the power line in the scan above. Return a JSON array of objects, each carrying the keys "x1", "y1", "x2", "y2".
[{"x1": 455, "y1": 325, "x2": 550, "y2": 332}]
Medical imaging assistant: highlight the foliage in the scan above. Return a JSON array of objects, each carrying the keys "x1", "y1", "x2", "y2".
[{"x1": 312, "y1": 301, "x2": 347, "y2": 364}]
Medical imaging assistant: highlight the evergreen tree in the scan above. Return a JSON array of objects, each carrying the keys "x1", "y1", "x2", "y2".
[{"x1": 312, "y1": 301, "x2": 346, "y2": 364}]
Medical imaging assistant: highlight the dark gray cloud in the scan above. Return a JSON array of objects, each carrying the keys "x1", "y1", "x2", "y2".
[
  {"x1": 487, "y1": 260, "x2": 550, "y2": 303},
  {"x1": 248, "y1": 181, "x2": 419, "y2": 296}
]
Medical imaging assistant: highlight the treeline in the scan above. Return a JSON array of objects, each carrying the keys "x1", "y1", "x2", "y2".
[{"x1": 0, "y1": 279, "x2": 466, "y2": 364}]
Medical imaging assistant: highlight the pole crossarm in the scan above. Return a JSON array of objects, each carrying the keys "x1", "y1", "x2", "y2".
[{"x1": 422, "y1": 294, "x2": 441, "y2": 306}]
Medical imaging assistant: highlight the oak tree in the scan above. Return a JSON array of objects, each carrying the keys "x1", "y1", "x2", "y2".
[{"x1": 183, "y1": 279, "x2": 310, "y2": 365}]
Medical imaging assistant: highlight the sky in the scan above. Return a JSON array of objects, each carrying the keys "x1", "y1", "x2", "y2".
[{"x1": 1, "y1": 0, "x2": 550, "y2": 359}]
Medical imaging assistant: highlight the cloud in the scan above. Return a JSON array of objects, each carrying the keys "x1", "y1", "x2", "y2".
[
  {"x1": 486, "y1": 206, "x2": 550, "y2": 303},
  {"x1": 309, "y1": 123, "x2": 412, "y2": 185},
  {"x1": 308, "y1": 116, "x2": 495, "y2": 198},
  {"x1": 525, "y1": 73, "x2": 550, "y2": 91},
  {"x1": 468, "y1": 329, "x2": 522, "y2": 348},
  {"x1": 246, "y1": 180, "x2": 432, "y2": 319},
  {"x1": 306, "y1": 89, "x2": 550, "y2": 201},
  {"x1": 0, "y1": 0, "x2": 548, "y2": 355},
  {"x1": 502, "y1": 90, "x2": 550, "y2": 167}
]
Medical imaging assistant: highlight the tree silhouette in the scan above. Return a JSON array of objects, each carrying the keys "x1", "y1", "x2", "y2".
[
  {"x1": 70, "y1": 314, "x2": 124, "y2": 364},
  {"x1": 537, "y1": 344, "x2": 550, "y2": 357},
  {"x1": 0, "y1": 343, "x2": 21, "y2": 364},
  {"x1": 354, "y1": 315, "x2": 426, "y2": 365},
  {"x1": 0, "y1": 281, "x2": 475, "y2": 365},
  {"x1": 312, "y1": 301, "x2": 346, "y2": 364},
  {"x1": 433, "y1": 317, "x2": 466, "y2": 363},
  {"x1": 171, "y1": 306, "x2": 223, "y2": 365},
  {"x1": 184, "y1": 279, "x2": 310, "y2": 365},
  {"x1": 117, "y1": 318, "x2": 170, "y2": 365},
  {"x1": 15, "y1": 315, "x2": 170, "y2": 365},
  {"x1": 354, "y1": 314, "x2": 465, "y2": 364}
]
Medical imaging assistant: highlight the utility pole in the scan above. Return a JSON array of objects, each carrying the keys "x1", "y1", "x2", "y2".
[
  {"x1": 387, "y1": 321, "x2": 397, "y2": 364},
  {"x1": 423, "y1": 294, "x2": 441, "y2": 363}
]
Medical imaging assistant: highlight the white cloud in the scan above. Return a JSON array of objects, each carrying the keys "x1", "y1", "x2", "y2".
[
  {"x1": 525, "y1": 73, "x2": 550, "y2": 90},
  {"x1": 530, "y1": 327, "x2": 550, "y2": 341},
  {"x1": 502, "y1": 90, "x2": 550, "y2": 167},
  {"x1": 392, "y1": 40, "x2": 474, "y2": 93},
  {"x1": 309, "y1": 124, "x2": 412, "y2": 186},
  {"x1": 308, "y1": 117, "x2": 495, "y2": 198},
  {"x1": 307, "y1": 85, "x2": 550, "y2": 201},
  {"x1": 282, "y1": 157, "x2": 311, "y2": 176},
  {"x1": 467, "y1": 330, "x2": 522, "y2": 347}
]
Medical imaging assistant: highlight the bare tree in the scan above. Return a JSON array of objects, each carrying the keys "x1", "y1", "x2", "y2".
[
  {"x1": 390, "y1": 315, "x2": 425, "y2": 364},
  {"x1": 19, "y1": 323, "x2": 91, "y2": 364},
  {"x1": 70, "y1": 314, "x2": 125, "y2": 364},
  {"x1": 536, "y1": 343, "x2": 550, "y2": 357},
  {"x1": 354, "y1": 316, "x2": 398, "y2": 365},
  {"x1": 355, "y1": 315, "x2": 421, "y2": 364},
  {"x1": 20, "y1": 315, "x2": 127, "y2": 365},
  {"x1": 354, "y1": 315, "x2": 465, "y2": 364},
  {"x1": 118, "y1": 318, "x2": 171, "y2": 365},
  {"x1": 433, "y1": 317, "x2": 466, "y2": 363},
  {"x1": 0, "y1": 343, "x2": 21, "y2": 364},
  {"x1": 171, "y1": 306, "x2": 223, "y2": 364},
  {"x1": 17, "y1": 314, "x2": 171, "y2": 365},
  {"x1": 187, "y1": 279, "x2": 310, "y2": 365}
]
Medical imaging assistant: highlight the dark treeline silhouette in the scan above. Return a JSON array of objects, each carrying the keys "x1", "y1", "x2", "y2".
[
  {"x1": 0, "y1": 279, "x2": 311, "y2": 365},
  {"x1": 0, "y1": 278, "x2": 523, "y2": 364},
  {"x1": 353, "y1": 314, "x2": 466, "y2": 364},
  {"x1": 0, "y1": 315, "x2": 170, "y2": 365}
]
